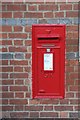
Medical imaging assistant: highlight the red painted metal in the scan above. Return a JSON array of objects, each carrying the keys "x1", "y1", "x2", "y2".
[{"x1": 32, "y1": 24, "x2": 65, "y2": 98}]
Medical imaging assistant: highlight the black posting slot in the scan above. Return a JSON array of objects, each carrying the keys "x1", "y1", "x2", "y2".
[{"x1": 38, "y1": 36, "x2": 60, "y2": 40}]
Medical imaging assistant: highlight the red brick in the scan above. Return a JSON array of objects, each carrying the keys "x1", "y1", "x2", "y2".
[
  {"x1": 10, "y1": 99, "x2": 28, "y2": 105},
  {"x1": 26, "y1": 92, "x2": 31, "y2": 98},
  {"x1": 15, "y1": 80, "x2": 24, "y2": 85},
  {"x1": 2, "y1": 48, "x2": 7, "y2": 52},
  {"x1": 55, "y1": 12, "x2": 64, "y2": 18},
  {"x1": 73, "y1": 4, "x2": 78, "y2": 10},
  {"x1": 14, "y1": 40, "x2": 23, "y2": 45},
  {"x1": 10, "y1": 112, "x2": 29, "y2": 118},
  {"x1": 70, "y1": 99, "x2": 78, "y2": 104},
  {"x1": 10, "y1": 73, "x2": 28, "y2": 78},
  {"x1": 14, "y1": 105, "x2": 24, "y2": 111},
  {"x1": 60, "y1": 99, "x2": 69, "y2": 104},
  {"x1": 44, "y1": 12, "x2": 54, "y2": 18},
  {"x1": 24, "y1": 67, "x2": 31, "y2": 72},
  {"x1": 2, "y1": 73, "x2": 8, "y2": 79},
  {"x1": 44, "y1": 106, "x2": 53, "y2": 111},
  {"x1": 25, "y1": 53, "x2": 31, "y2": 59},
  {"x1": 60, "y1": 4, "x2": 72, "y2": 10},
  {"x1": 9, "y1": 46, "x2": 27, "y2": 52},
  {"x1": 2, "y1": 33, "x2": 7, "y2": 39},
  {"x1": 25, "y1": 26, "x2": 32, "y2": 32},
  {"x1": 14, "y1": 67, "x2": 23, "y2": 72},
  {"x1": 24, "y1": 12, "x2": 43, "y2": 18},
  {"x1": 30, "y1": 112, "x2": 39, "y2": 118},
  {"x1": 66, "y1": 25, "x2": 78, "y2": 31},
  {"x1": 2, "y1": 92, "x2": 14, "y2": 98},
  {"x1": 66, "y1": 92, "x2": 74, "y2": 98},
  {"x1": 25, "y1": 106, "x2": 43, "y2": 111},
  {"x1": 66, "y1": 66, "x2": 74, "y2": 72},
  {"x1": 2, "y1": 106, "x2": 13, "y2": 111},
  {"x1": 70, "y1": 73, "x2": 78, "y2": 79},
  {"x1": 28, "y1": 4, "x2": 37, "y2": 11},
  {"x1": 13, "y1": 12, "x2": 23, "y2": 18},
  {"x1": 2, "y1": 40, "x2": 12, "y2": 45},
  {"x1": 2, "y1": 99, "x2": 8, "y2": 104},
  {"x1": 2, "y1": 60, "x2": 8, "y2": 65},
  {"x1": 7, "y1": 5, "x2": 26, "y2": 11},
  {"x1": 40, "y1": 112, "x2": 58, "y2": 117},
  {"x1": 2, "y1": 67, "x2": 13, "y2": 72},
  {"x1": 9, "y1": 33, "x2": 27, "y2": 39},
  {"x1": 25, "y1": 40, "x2": 32, "y2": 46},
  {"x1": 2, "y1": 12, "x2": 12, "y2": 18},
  {"x1": 60, "y1": 112, "x2": 68, "y2": 118},
  {"x1": 2, "y1": 80, "x2": 13, "y2": 85},
  {"x1": 66, "y1": 80, "x2": 74, "y2": 85},
  {"x1": 15, "y1": 93, "x2": 24, "y2": 98},
  {"x1": 2, "y1": 5, "x2": 6, "y2": 11},
  {"x1": 69, "y1": 85, "x2": 78, "y2": 91},
  {"x1": 55, "y1": 106, "x2": 73, "y2": 111},
  {"x1": 2, "y1": 26, "x2": 12, "y2": 32},
  {"x1": 14, "y1": 26, "x2": 23, "y2": 32},
  {"x1": 39, "y1": 5, "x2": 58, "y2": 11},
  {"x1": 10, "y1": 86, "x2": 28, "y2": 91},
  {"x1": 66, "y1": 11, "x2": 78, "y2": 17},
  {"x1": 2, "y1": 86, "x2": 8, "y2": 91},
  {"x1": 10, "y1": 60, "x2": 28, "y2": 65}
]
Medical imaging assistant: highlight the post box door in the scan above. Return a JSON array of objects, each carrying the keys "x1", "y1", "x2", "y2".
[{"x1": 36, "y1": 47, "x2": 63, "y2": 98}]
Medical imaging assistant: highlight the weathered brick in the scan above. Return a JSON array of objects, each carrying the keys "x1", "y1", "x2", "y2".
[
  {"x1": 15, "y1": 80, "x2": 24, "y2": 85},
  {"x1": 28, "y1": 4, "x2": 37, "y2": 11},
  {"x1": 2, "y1": 106, "x2": 13, "y2": 111},
  {"x1": 60, "y1": 4, "x2": 72, "y2": 10},
  {"x1": 2, "y1": 67, "x2": 13, "y2": 72},
  {"x1": 2, "y1": 26, "x2": 12, "y2": 32},
  {"x1": 40, "y1": 112, "x2": 58, "y2": 117},
  {"x1": 30, "y1": 112, "x2": 39, "y2": 118},
  {"x1": 2, "y1": 12, "x2": 12, "y2": 18},
  {"x1": 9, "y1": 33, "x2": 27, "y2": 39},
  {"x1": 10, "y1": 60, "x2": 28, "y2": 65},
  {"x1": 69, "y1": 112, "x2": 78, "y2": 118},
  {"x1": 10, "y1": 99, "x2": 28, "y2": 105},
  {"x1": 39, "y1": 5, "x2": 58, "y2": 11},
  {"x1": 66, "y1": 11, "x2": 78, "y2": 17},
  {"x1": 13, "y1": 12, "x2": 23, "y2": 18},
  {"x1": 2, "y1": 53, "x2": 13, "y2": 59},
  {"x1": 14, "y1": 67, "x2": 23, "y2": 72},
  {"x1": 44, "y1": 106, "x2": 53, "y2": 111},
  {"x1": 15, "y1": 53, "x2": 24, "y2": 59},
  {"x1": 55, "y1": 106, "x2": 73, "y2": 111},
  {"x1": 7, "y1": 5, "x2": 26, "y2": 11},
  {"x1": 55, "y1": 12, "x2": 64, "y2": 18},
  {"x1": 10, "y1": 86, "x2": 28, "y2": 91},
  {"x1": 10, "y1": 73, "x2": 28, "y2": 78},
  {"x1": 2, "y1": 93, "x2": 14, "y2": 98},
  {"x1": 24, "y1": 12, "x2": 43, "y2": 18},
  {"x1": 14, "y1": 105, "x2": 24, "y2": 111},
  {"x1": 25, "y1": 106, "x2": 43, "y2": 111},
  {"x1": 15, "y1": 93, "x2": 24, "y2": 98},
  {"x1": 10, "y1": 112, "x2": 29, "y2": 118},
  {"x1": 14, "y1": 26, "x2": 23, "y2": 32},
  {"x1": 44, "y1": 12, "x2": 54, "y2": 18}
]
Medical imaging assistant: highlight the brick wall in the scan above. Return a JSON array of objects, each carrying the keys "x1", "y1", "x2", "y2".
[{"x1": 1, "y1": 1, "x2": 79, "y2": 119}]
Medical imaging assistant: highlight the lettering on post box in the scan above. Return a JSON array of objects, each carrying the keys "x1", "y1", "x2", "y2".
[{"x1": 32, "y1": 24, "x2": 65, "y2": 98}]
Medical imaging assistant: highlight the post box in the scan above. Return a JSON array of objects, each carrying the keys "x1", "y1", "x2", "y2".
[{"x1": 32, "y1": 24, "x2": 65, "y2": 98}]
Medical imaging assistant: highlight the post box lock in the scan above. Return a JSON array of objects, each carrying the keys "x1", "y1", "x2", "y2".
[{"x1": 32, "y1": 24, "x2": 65, "y2": 98}]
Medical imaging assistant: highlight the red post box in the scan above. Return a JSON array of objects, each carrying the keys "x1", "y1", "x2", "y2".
[{"x1": 32, "y1": 24, "x2": 65, "y2": 98}]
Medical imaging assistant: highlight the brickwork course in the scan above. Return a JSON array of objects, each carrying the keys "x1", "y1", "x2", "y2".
[{"x1": 0, "y1": 0, "x2": 80, "y2": 119}]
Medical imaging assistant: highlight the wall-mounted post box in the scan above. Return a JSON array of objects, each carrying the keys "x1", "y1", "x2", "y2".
[{"x1": 32, "y1": 24, "x2": 65, "y2": 98}]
